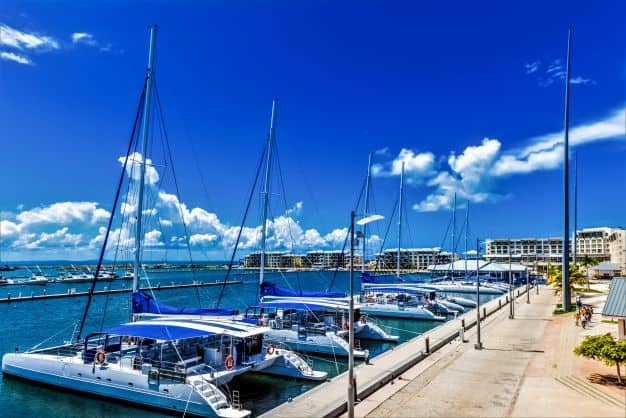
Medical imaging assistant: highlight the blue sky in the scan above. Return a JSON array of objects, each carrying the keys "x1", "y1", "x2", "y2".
[{"x1": 0, "y1": 0, "x2": 624, "y2": 261}]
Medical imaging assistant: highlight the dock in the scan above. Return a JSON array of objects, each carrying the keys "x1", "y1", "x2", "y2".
[
  {"x1": 0, "y1": 280, "x2": 243, "y2": 303},
  {"x1": 260, "y1": 285, "x2": 625, "y2": 418}
]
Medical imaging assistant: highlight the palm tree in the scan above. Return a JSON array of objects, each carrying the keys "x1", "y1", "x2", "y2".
[
  {"x1": 578, "y1": 255, "x2": 600, "y2": 290},
  {"x1": 549, "y1": 264, "x2": 586, "y2": 296}
]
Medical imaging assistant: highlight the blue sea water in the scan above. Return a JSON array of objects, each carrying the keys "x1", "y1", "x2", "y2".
[{"x1": 0, "y1": 267, "x2": 495, "y2": 417}]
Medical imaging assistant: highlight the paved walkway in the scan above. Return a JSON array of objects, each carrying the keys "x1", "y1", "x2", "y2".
[
  {"x1": 261, "y1": 286, "x2": 625, "y2": 418},
  {"x1": 362, "y1": 288, "x2": 625, "y2": 418}
]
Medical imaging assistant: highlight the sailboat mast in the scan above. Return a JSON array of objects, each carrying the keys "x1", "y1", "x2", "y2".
[
  {"x1": 562, "y1": 28, "x2": 573, "y2": 311},
  {"x1": 452, "y1": 192, "x2": 456, "y2": 258},
  {"x1": 133, "y1": 25, "x2": 158, "y2": 293},
  {"x1": 259, "y1": 99, "x2": 278, "y2": 290},
  {"x1": 396, "y1": 162, "x2": 404, "y2": 277},
  {"x1": 465, "y1": 201, "x2": 469, "y2": 278},
  {"x1": 573, "y1": 152, "x2": 578, "y2": 265},
  {"x1": 362, "y1": 153, "x2": 372, "y2": 274}
]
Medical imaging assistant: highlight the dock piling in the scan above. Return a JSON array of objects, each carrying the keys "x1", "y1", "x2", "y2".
[{"x1": 425, "y1": 337, "x2": 430, "y2": 354}]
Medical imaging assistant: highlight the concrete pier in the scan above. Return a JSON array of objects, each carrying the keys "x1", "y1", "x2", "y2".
[
  {"x1": 0, "y1": 280, "x2": 242, "y2": 304},
  {"x1": 260, "y1": 286, "x2": 625, "y2": 418}
]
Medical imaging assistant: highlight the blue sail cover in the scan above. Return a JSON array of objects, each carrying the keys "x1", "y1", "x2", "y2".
[
  {"x1": 260, "y1": 281, "x2": 345, "y2": 298},
  {"x1": 132, "y1": 290, "x2": 238, "y2": 316},
  {"x1": 361, "y1": 273, "x2": 405, "y2": 284},
  {"x1": 255, "y1": 300, "x2": 345, "y2": 312}
]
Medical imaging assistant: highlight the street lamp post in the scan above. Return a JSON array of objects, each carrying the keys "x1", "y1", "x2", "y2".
[
  {"x1": 475, "y1": 238, "x2": 483, "y2": 350},
  {"x1": 526, "y1": 257, "x2": 531, "y2": 304},
  {"x1": 509, "y1": 250, "x2": 514, "y2": 319},
  {"x1": 348, "y1": 211, "x2": 384, "y2": 418},
  {"x1": 348, "y1": 211, "x2": 356, "y2": 418}
]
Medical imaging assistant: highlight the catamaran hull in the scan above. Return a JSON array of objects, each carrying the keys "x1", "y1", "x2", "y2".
[
  {"x1": 2, "y1": 354, "x2": 249, "y2": 418},
  {"x1": 254, "y1": 350, "x2": 327, "y2": 381},
  {"x1": 359, "y1": 305, "x2": 445, "y2": 321},
  {"x1": 354, "y1": 321, "x2": 399, "y2": 342},
  {"x1": 263, "y1": 330, "x2": 369, "y2": 358}
]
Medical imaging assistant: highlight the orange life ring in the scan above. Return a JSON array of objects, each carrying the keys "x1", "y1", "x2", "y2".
[
  {"x1": 359, "y1": 316, "x2": 367, "y2": 324},
  {"x1": 95, "y1": 350, "x2": 107, "y2": 365},
  {"x1": 266, "y1": 344, "x2": 275, "y2": 355},
  {"x1": 342, "y1": 322, "x2": 349, "y2": 331},
  {"x1": 225, "y1": 355, "x2": 234, "y2": 370}
]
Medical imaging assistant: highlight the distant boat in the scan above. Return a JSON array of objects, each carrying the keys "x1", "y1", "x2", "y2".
[
  {"x1": 21, "y1": 275, "x2": 48, "y2": 286},
  {"x1": 0, "y1": 277, "x2": 14, "y2": 286}
]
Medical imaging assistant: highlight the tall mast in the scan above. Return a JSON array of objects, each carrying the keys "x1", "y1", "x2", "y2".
[
  {"x1": 464, "y1": 201, "x2": 469, "y2": 278},
  {"x1": 573, "y1": 151, "x2": 578, "y2": 265},
  {"x1": 362, "y1": 153, "x2": 372, "y2": 274},
  {"x1": 259, "y1": 99, "x2": 278, "y2": 291},
  {"x1": 562, "y1": 28, "x2": 573, "y2": 311},
  {"x1": 452, "y1": 192, "x2": 456, "y2": 258},
  {"x1": 396, "y1": 162, "x2": 404, "y2": 277},
  {"x1": 133, "y1": 24, "x2": 158, "y2": 293}
]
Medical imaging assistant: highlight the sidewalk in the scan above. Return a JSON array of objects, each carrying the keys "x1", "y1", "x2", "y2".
[{"x1": 362, "y1": 287, "x2": 625, "y2": 418}]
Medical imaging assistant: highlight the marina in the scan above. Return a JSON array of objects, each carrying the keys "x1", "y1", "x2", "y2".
[{"x1": 0, "y1": 2, "x2": 624, "y2": 417}]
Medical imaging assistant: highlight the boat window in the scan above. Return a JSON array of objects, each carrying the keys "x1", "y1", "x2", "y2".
[{"x1": 244, "y1": 335, "x2": 263, "y2": 355}]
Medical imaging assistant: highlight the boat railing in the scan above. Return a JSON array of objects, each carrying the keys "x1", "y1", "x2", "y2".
[{"x1": 134, "y1": 357, "x2": 187, "y2": 382}]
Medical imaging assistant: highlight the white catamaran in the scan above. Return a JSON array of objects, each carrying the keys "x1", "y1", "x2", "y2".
[{"x1": 2, "y1": 26, "x2": 326, "y2": 418}]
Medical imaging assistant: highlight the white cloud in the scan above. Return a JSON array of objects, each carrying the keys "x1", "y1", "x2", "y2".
[
  {"x1": 189, "y1": 233, "x2": 218, "y2": 246},
  {"x1": 0, "y1": 220, "x2": 20, "y2": 239},
  {"x1": 373, "y1": 149, "x2": 436, "y2": 183},
  {"x1": 0, "y1": 24, "x2": 59, "y2": 50},
  {"x1": 119, "y1": 152, "x2": 160, "y2": 186},
  {"x1": 0, "y1": 51, "x2": 32, "y2": 65},
  {"x1": 323, "y1": 228, "x2": 349, "y2": 247},
  {"x1": 526, "y1": 58, "x2": 595, "y2": 87},
  {"x1": 71, "y1": 32, "x2": 97, "y2": 46},
  {"x1": 21, "y1": 227, "x2": 83, "y2": 250},
  {"x1": 492, "y1": 108, "x2": 625, "y2": 176},
  {"x1": 407, "y1": 107, "x2": 625, "y2": 211},
  {"x1": 144, "y1": 229, "x2": 164, "y2": 247},
  {"x1": 412, "y1": 138, "x2": 502, "y2": 212},
  {"x1": 285, "y1": 201, "x2": 303, "y2": 216},
  {"x1": 525, "y1": 61, "x2": 540, "y2": 74},
  {"x1": 16, "y1": 202, "x2": 110, "y2": 226},
  {"x1": 569, "y1": 76, "x2": 594, "y2": 85}
]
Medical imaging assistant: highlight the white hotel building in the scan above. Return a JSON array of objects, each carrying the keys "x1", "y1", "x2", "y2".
[
  {"x1": 485, "y1": 227, "x2": 626, "y2": 273},
  {"x1": 375, "y1": 248, "x2": 454, "y2": 271}
]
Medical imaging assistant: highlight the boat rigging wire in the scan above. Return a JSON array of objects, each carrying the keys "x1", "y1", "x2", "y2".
[
  {"x1": 214, "y1": 139, "x2": 268, "y2": 308},
  {"x1": 75, "y1": 83, "x2": 147, "y2": 342}
]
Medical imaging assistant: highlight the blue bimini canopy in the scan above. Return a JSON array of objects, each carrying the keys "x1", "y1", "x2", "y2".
[
  {"x1": 260, "y1": 281, "x2": 346, "y2": 298},
  {"x1": 254, "y1": 300, "x2": 345, "y2": 312},
  {"x1": 132, "y1": 290, "x2": 238, "y2": 316},
  {"x1": 105, "y1": 323, "x2": 213, "y2": 341}
]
